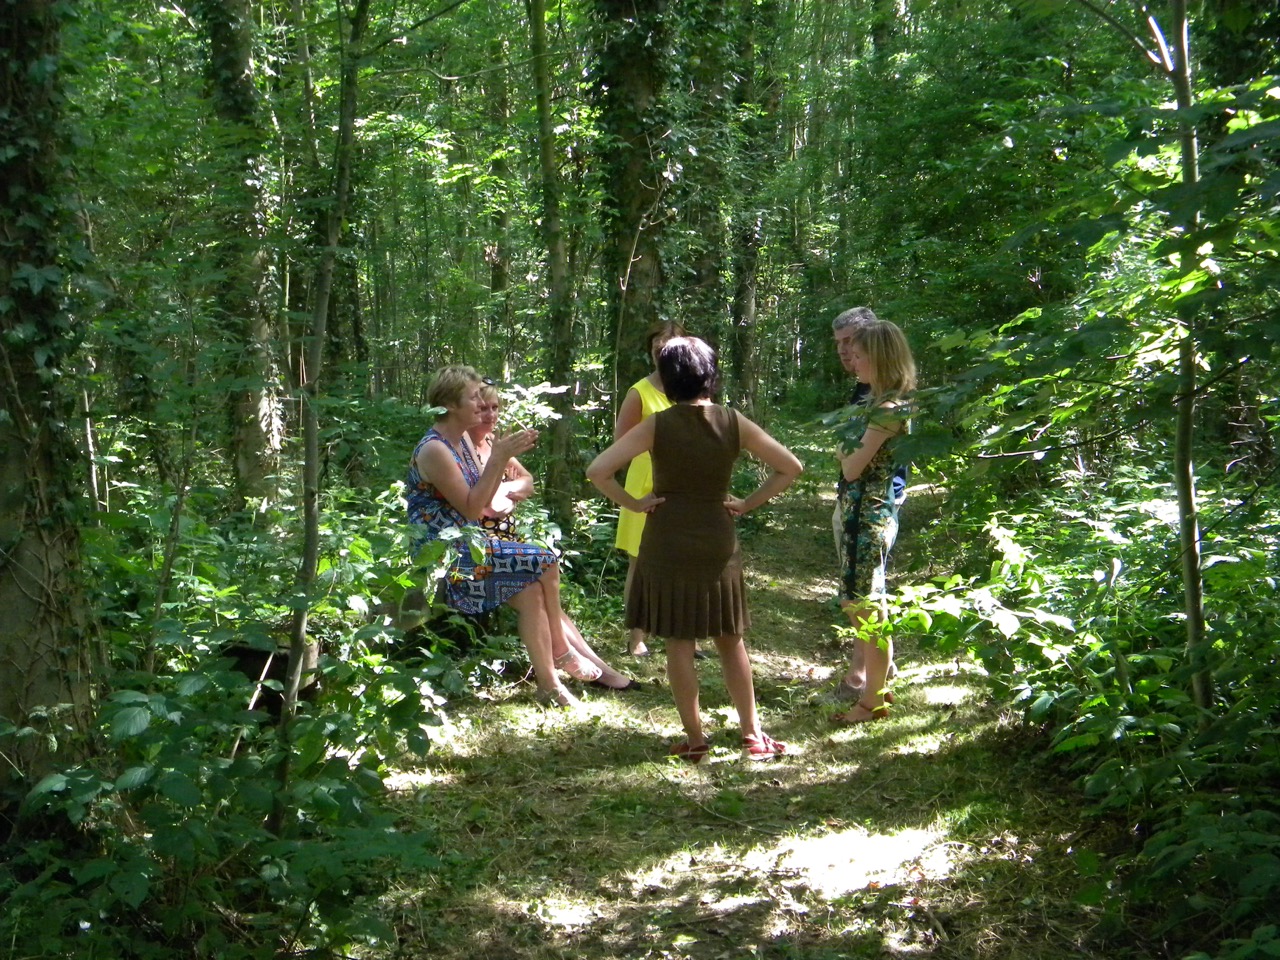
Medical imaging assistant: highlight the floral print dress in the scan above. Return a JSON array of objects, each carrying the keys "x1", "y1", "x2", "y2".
[
  {"x1": 837, "y1": 403, "x2": 905, "y2": 603},
  {"x1": 405, "y1": 429, "x2": 555, "y2": 615}
]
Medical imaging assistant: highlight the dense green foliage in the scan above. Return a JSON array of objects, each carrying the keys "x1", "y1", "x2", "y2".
[{"x1": 1, "y1": 0, "x2": 1277, "y2": 956}]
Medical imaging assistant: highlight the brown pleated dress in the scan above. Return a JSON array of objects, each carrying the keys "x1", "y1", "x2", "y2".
[{"x1": 626, "y1": 403, "x2": 750, "y2": 640}]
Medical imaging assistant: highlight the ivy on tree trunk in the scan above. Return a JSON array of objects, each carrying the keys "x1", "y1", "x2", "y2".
[{"x1": 0, "y1": 0, "x2": 93, "y2": 802}]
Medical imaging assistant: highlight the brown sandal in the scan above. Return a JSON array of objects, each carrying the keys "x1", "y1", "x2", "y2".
[{"x1": 833, "y1": 698, "x2": 890, "y2": 726}]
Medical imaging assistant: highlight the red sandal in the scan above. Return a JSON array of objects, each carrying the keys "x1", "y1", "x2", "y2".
[
  {"x1": 741, "y1": 732, "x2": 788, "y2": 761},
  {"x1": 669, "y1": 740, "x2": 711, "y2": 764}
]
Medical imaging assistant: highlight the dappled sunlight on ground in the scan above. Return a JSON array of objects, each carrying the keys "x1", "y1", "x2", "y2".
[
  {"x1": 384, "y1": 767, "x2": 457, "y2": 791},
  {"x1": 378, "y1": 481, "x2": 1108, "y2": 960},
  {"x1": 919, "y1": 682, "x2": 976, "y2": 707},
  {"x1": 743, "y1": 826, "x2": 958, "y2": 898}
]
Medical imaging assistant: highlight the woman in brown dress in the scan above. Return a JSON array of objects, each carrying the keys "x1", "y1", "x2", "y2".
[{"x1": 587, "y1": 338, "x2": 803, "y2": 762}]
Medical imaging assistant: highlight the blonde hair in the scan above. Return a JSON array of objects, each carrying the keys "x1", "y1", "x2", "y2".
[
  {"x1": 852, "y1": 320, "x2": 916, "y2": 399},
  {"x1": 427, "y1": 365, "x2": 481, "y2": 410},
  {"x1": 476, "y1": 381, "x2": 500, "y2": 405}
]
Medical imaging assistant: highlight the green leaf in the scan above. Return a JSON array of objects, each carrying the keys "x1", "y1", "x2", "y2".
[
  {"x1": 114, "y1": 765, "x2": 155, "y2": 791},
  {"x1": 109, "y1": 705, "x2": 152, "y2": 739},
  {"x1": 109, "y1": 868, "x2": 151, "y2": 908},
  {"x1": 28, "y1": 772, "x2": 68, "y2": 798},
  {"x1": 156, "y1": 771, "x2": 203, "y2": 807}
]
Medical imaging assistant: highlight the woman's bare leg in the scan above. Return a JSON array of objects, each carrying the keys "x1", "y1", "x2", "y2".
[
  {"x1": 665, "y1": 639, "x2": 704, "y2": 745},
  {"x1": 537, "y1": 564, "x2": 602, "y2": 682},
  {"x1": 714, "y1": 634, "x2": 761, "y2": 740},
  {"x1": 505, "y1": 583, "x2": 575, "y2": 704},
  {"x1": 861, "y1": 635, "x2": 893, "y2": 710},
  {"x1": 835, "y1": 602, "x2": 893, "y2": 722},
  {"x1": 839, "y1": 601, "x2": 874, "y2": 690},
  {"x1": 560, "y1": 614, "x2": 633, "y2": 688},
  {"x1": 624, "y1": 556, "x2": 649, "y2": 656}
]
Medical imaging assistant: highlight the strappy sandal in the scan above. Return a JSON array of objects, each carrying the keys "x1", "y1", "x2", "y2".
[
  {"x1": 833, "y1": 698, "x2": 890, "y2": 726},
  {"x1": 669, "y1": 740, "x2": 711, "y2": 764},
  {"x1": 741, "y1": 732, "x2": 788, "y2": 761},
  {"x1": 534, "y1": 686, "x2": 578, "y2": 709},
  {"x1": 554, "y1": 651, "x2": 603, "y2": 683},
  {"x1": 835, "y1": 680, "x2": 895, "y2": 705}
]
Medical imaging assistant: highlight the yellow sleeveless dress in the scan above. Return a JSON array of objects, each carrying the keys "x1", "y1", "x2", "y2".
[{"x1": 614, "y1": 376, "x2": 674, "y2": 556}]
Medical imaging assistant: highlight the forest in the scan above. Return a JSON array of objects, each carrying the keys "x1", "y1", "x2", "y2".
[{"x1": 2, "y1": 0, "x2": 1278, "y2": 956}]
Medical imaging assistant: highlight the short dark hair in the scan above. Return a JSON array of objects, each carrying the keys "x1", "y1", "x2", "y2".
[
  {"x1": 658, "y1": 337, "x2": 719, "y2": 402},
  {"x1": 832, "y1": 306, "x2": 878, "y2": 333}
]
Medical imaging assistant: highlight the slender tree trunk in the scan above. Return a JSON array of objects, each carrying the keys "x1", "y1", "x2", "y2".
[
  {"x1": 1072, "y1": 0, "x2": 1212, "y2": 714},
  {"x1": 727, "y1": 0, "x2": 779, "y2": 416},
  {"x1": 528, "y1": 0, "x2": 578, "y2": 528},
  {"x1": 1163, "y1": 0, "x2": 1212, "y2": 714},
  {"x1": 486, "y1": 33, "x2": 513, "y2": 348},
  {"x1": 678, "y1": 0, "x2": 732, "y2": 343},
  {"x1": 273, "y1": 0, "x2": 370, "y2": 833},
  {"x1": 0, "y1": 0, "x2": 93, "y2": 802},
  {"x1": 282, "y1": 0, "x2": 369, "y2": 714},
  {"x1": 731, "y1": 214, "x2": 761, "y2": 419}
]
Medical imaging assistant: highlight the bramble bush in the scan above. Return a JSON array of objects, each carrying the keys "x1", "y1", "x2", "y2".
[{"x1": 893, "y1": 460, "x2": 1280, "y2": 958}]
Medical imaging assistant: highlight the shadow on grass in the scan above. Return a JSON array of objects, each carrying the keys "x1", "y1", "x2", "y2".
[
  {"x1": 378, "y1": 474, "x2": 1111, "y2": 958},
  {"x1": 384, "y1": 681, "x2": 1103, "y2": 959}
]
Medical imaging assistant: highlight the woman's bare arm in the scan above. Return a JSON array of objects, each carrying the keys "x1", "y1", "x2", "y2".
[
  {"x1": 614, "y1": 387, "x2": 644, "y2": 441},
  {"x1": 587, "y1": 418, "x2": 663, "y2": 512},
  {"x1": 417, "y1": 430, "x2": 537, "y2": 521},
  {"x1": 726, "y1": 414, "x2": 803, "y2": 516}
]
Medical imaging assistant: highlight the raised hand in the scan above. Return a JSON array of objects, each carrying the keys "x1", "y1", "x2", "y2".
[{"x1": 491, "y1": 428, "x2": 538, "y2": 461}]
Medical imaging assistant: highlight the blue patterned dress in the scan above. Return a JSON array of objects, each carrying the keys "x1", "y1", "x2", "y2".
[
  {"x1": 837, "y1": 402, "x2": 906, "y2": 603},
  {"x1": 405, "y1": 429, "x2": 556, "y2": 615}
]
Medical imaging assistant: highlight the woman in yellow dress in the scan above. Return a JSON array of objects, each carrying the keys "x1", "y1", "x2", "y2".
[{"x1": 614, "y1": 322, "x2": 685, "y2": 656}]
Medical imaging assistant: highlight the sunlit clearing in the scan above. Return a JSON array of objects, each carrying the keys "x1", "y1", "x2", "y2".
[
  {"x1": 894, "y1": 733, "x2": 953, "y2": 757},
  {"x1": 628, "y1": 827, "x2": 956, "y2": 904},
  {"x1": 530, "y1": 898, "x2": 597, "y2": 930},
  {"x1": 384, "y1": 768, "x2": 456, "y2": 791},
  {"x1": 920, "y1": 683, "x2": 973, "y2": 706},
  {"x1": 747, "y1": 829, "x2": 952, "y2": 901},
  {"x1": 744, "y1": 827, "x2": 956, "y2": 898}
]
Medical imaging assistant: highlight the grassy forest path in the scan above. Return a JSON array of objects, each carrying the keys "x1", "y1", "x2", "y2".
[{"x1": 380, "y1": 474, "x2": 1106, "y2": 959}]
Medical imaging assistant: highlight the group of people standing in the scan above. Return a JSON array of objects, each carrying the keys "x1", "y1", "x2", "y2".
[{"x1": 404, "y1": 307, "x2": 915, "y2": 762}]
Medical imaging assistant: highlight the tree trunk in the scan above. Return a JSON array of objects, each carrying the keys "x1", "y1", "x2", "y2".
[
  {"x1": 677, "y1": 0, "x2": 732, "y2": 344},
  {"x1": 1163, "y1": 0, "x2": 1212, "y2": 715},
  {"x1": 528, "y1": 0, "x2": 578, "y2": 529},
  {"x1": 1073, "y1": 0, "x2": 1212, "y2": 715},
  {"x1": 0, "y1": 0, "x2": 93, "y2": 802},
  {"x1": 727, "y1": 0, "x2": 779, "y2": 416},
  {"x1": 486, "y1": 33, "x2": 513, "y2": 351},
  {"x1": 593, "y1": 0, "x2": 671, "y2": 408},
  {"x1": 193, "y1": 0, "x2": 283, "y2": 511},
  {"x1": 273, "y1": 0, "x2": 371, "y2": 832},
  {"x1": 730, "y1": 214, "x2": 762, "y2": 419}
]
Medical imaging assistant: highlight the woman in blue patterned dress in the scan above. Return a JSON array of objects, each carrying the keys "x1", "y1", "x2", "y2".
[
  {"x1": 406, "y1": 365, "x2": 594, "y2": 707},
  {"x1": 463, "y1": 380, "x2": 639, "y2": 692},
  {"x1": 833, "y1": 320, "x2": 915, "y2": 725}
]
